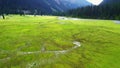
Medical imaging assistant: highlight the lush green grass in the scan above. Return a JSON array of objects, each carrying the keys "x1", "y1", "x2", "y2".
[{"x1": 0, "y1": 15, "x2": 120, "y2": 68}]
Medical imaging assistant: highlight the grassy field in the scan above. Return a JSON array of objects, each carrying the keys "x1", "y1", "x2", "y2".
[{"x1": 0, "y1": 15, "x2": 120, "y2": 68}]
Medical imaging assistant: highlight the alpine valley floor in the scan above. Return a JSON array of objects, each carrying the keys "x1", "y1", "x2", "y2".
[{"x1": 0, "y1": 15, "x2": 120, "y2": 68}]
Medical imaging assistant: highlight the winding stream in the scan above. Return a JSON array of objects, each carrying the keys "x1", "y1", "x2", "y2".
[{"x1": 19, "y1": 41, "x2": 81, "y2": 55}]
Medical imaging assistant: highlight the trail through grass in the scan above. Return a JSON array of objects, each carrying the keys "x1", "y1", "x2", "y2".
[{"x1": 0, "y1": 15, "x2": 120, "y2": 68}]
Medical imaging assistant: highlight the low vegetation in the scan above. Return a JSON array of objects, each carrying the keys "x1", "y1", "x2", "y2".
[{"x1": 0, "y1": 15, "x2": 120, "y2": 68}]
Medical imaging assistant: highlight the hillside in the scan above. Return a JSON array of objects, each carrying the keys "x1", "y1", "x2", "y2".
[
  {"x1": 65, "y1": 0, "x2": 120, "y2": 20},
  {"x1": 100, "y1": 0, "x2": 120, "y2": 5},
  {"x1": 0, "y1": 0, "x2": 91, "y2": 14}
]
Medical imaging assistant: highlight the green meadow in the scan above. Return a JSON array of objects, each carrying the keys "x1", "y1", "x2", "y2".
[{"x1": 0, "y1": 15, "x2": 120, "y2": 68}]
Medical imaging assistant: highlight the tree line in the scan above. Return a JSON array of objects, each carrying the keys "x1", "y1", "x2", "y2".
[
  {"x1": 0, "y1": 9, "x2": 41, "y2": 19},
  {"x1": 56, "y1": 2, "x2": 120, "y2": 20}
]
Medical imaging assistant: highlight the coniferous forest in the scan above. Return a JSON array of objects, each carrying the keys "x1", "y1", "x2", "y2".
[{"x1": 61, "y1": 0, "x2": 120, "y2": 20}]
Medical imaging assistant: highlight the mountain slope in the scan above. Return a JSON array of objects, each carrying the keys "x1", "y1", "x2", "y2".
[
  {"x1": 0, "y1": 0, "x2": 91, "y2": 14},
  {"x1": 0, "y1": 0, "x2": 66, "y2": 14},
  {"x1": 65, "y1": 0, "x2": 120, "y2": 20},
  {"x1": 100, "y1": 0, "x2": 120, "y2": 5},
  {"x1": 61, "y1": 0, "x2": 91, "y2": 8}
]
